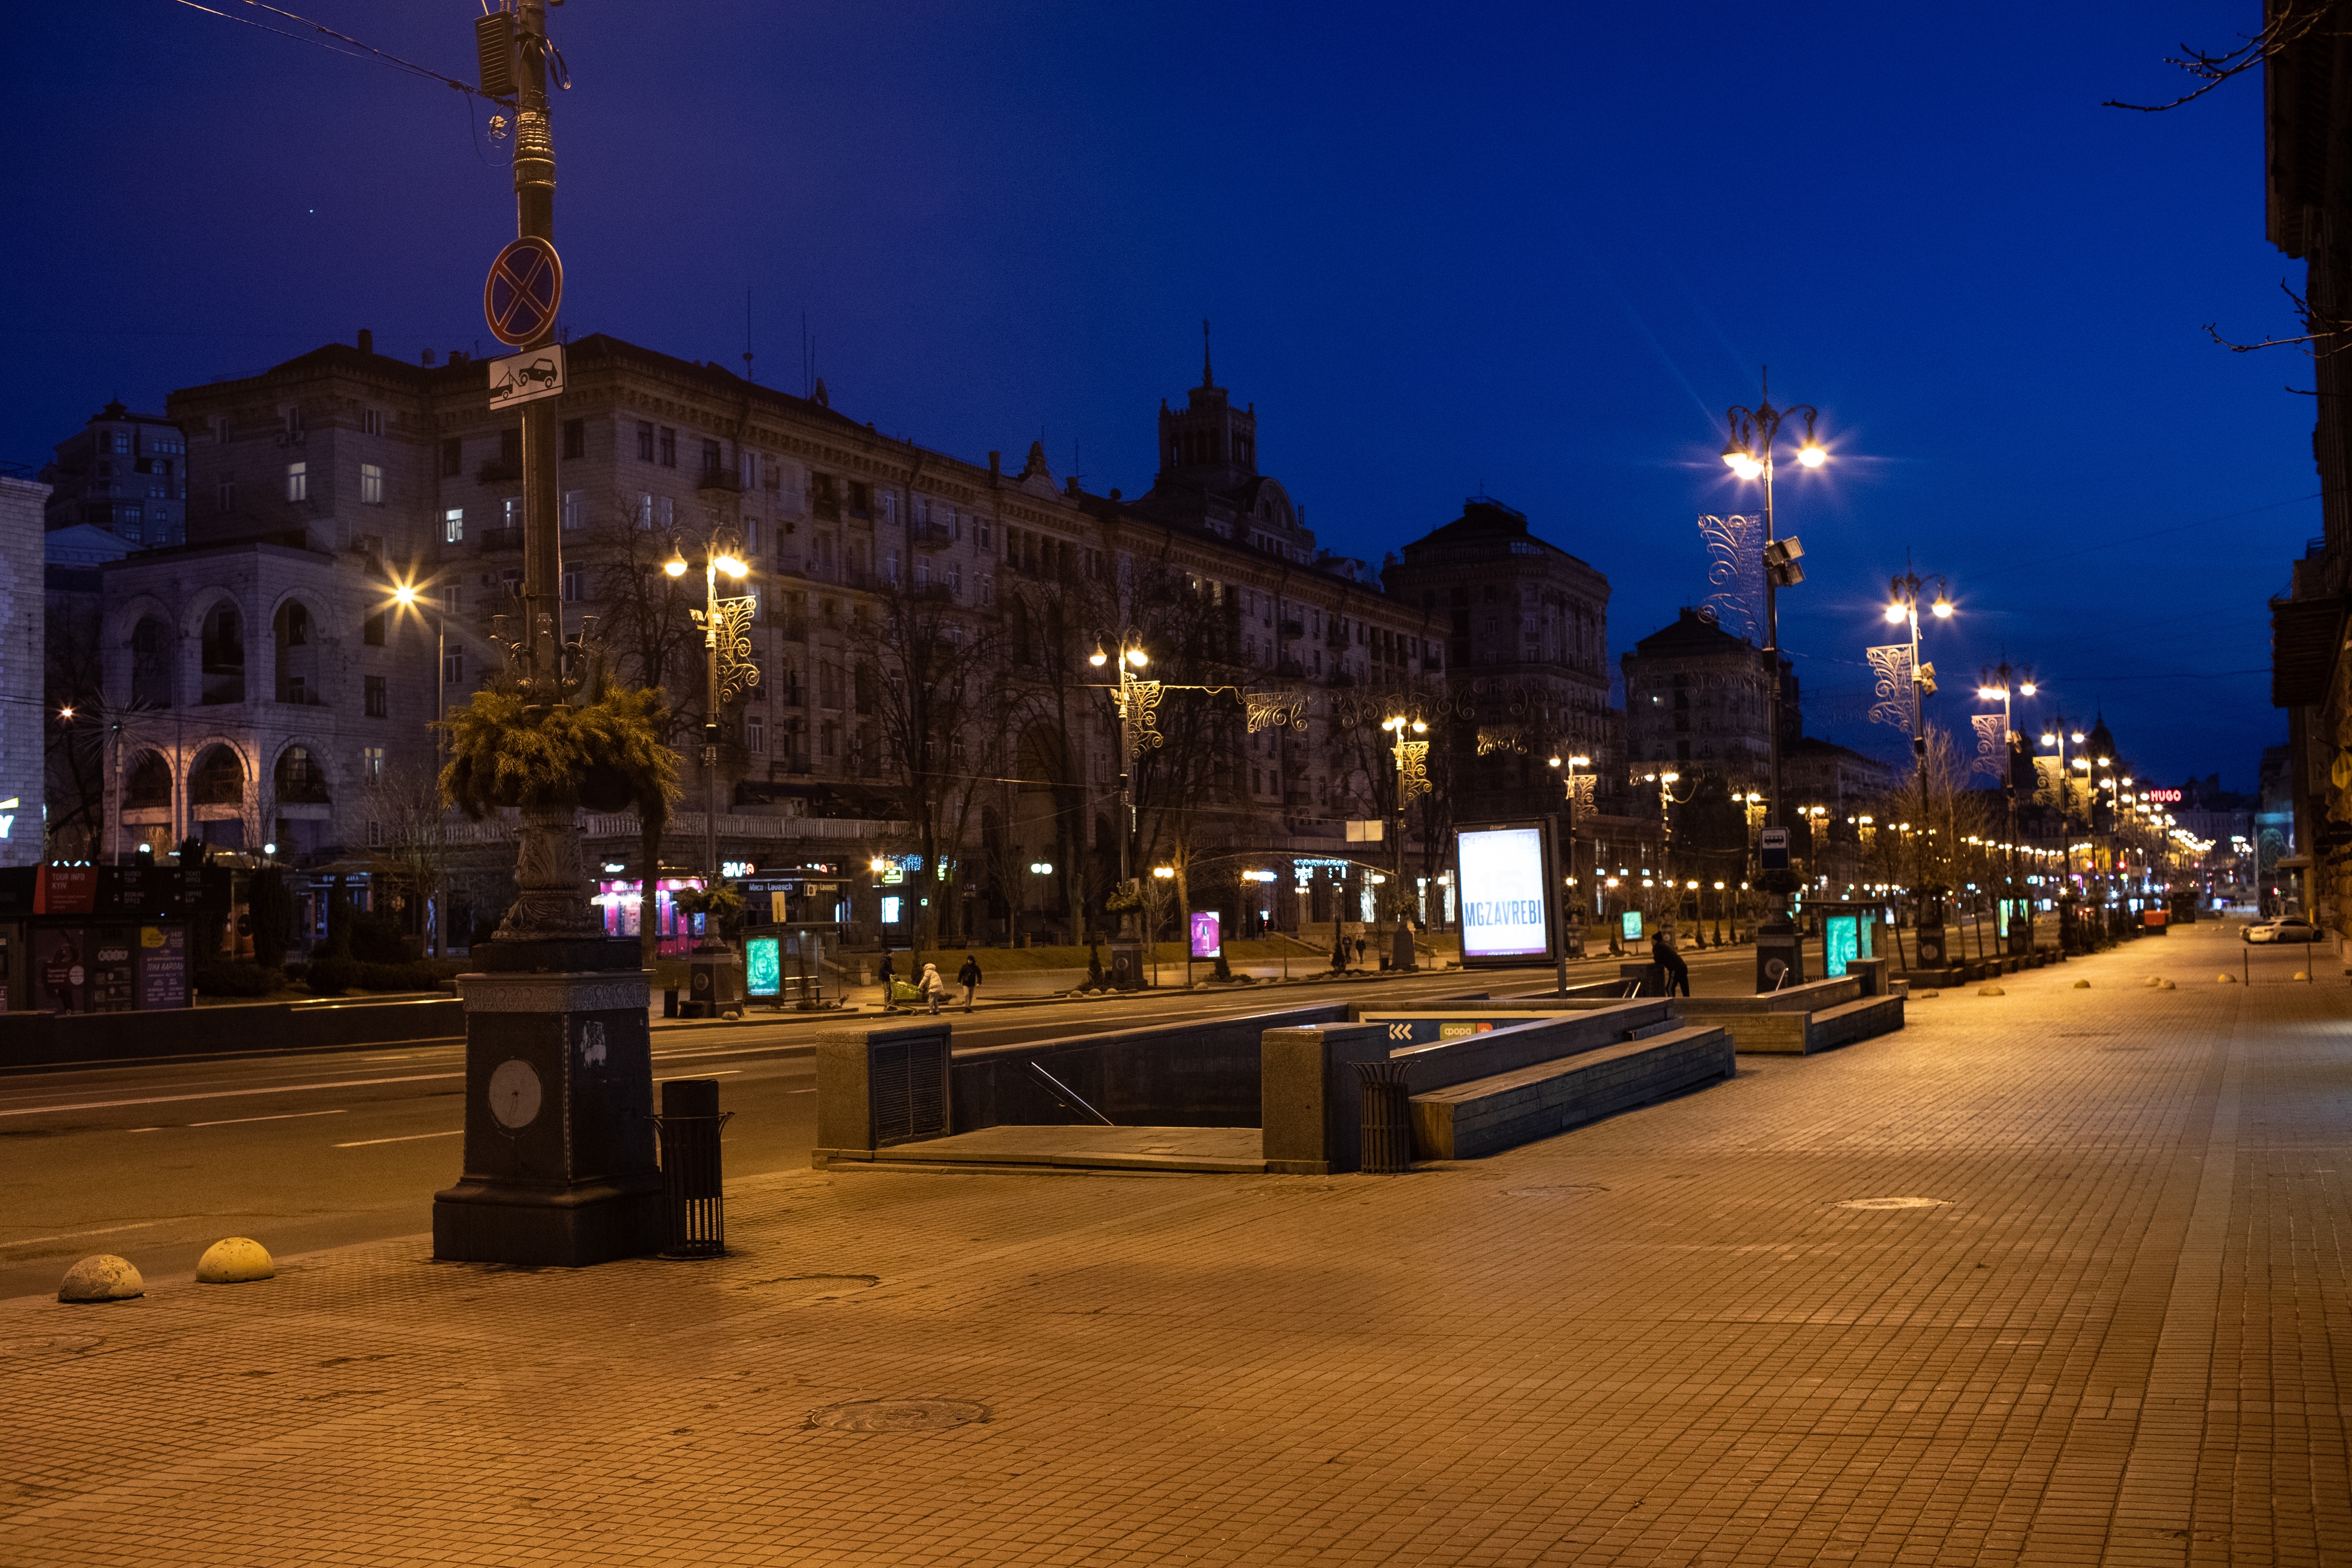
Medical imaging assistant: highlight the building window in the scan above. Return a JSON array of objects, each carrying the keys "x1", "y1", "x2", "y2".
[
  {"x1": 285, "y1": 462, "x2": 307, "y2": 503},
  {"x1": 637, "y1": 421, "x2": 654, "y2": 462},
  {"x1": 700, "y1": 439, "x2": 721, "y2": 475},
  {"x1": 441, "y1": 437, "x2": 462, "y2": 477},
  {"x1": 503, "y1": 496, "x2": 522, "y2": 530},
  {"x1": 980, "y1": 572, "x2": 994, "y2": 606},
  {"x1": 658, "y1": 496, "x2": 674, "y2": 528},
  {"x1": 659, "y1": 427, "x2": 677, "y2": 468},
  {"x1": 947, "y1": 562, "x2": 962, "y2": 594},
  {"x1": 562, "y1": 418, "x2": 584, "y2": 460},
  {"x1": 361, "y1": 745, "x2": 385, "y2": 780},
  {"x1": 213, "y1": 415, "x2": 231, "y2": 444},
  {"x1": 360, "y1": 462, "x2": 384, "y2": 504},
  {"x1": 847, "y1": 480, "x2": 871, "y2": 519},
  {"x1": 501, "y1": 568, "x2": 523, "y2": 599},
  {"x1": 215, "y1": 479, "x2": 235, "y2": 514},
  {"x1": 562, "y1": 570, "x2": 583, "y2": 602},
  {"x1": 440, "y1": 583, "x2": 461, "y2": 614},
  {"x1": 366, "y1": 820, "x2": 383, "y2": 848},
  {"x1": 279, "y1": 406, "x2": 301, "y2": 436},
  {"x1": 443, "y1": 647, "x2": 464, "y2": 686},
  {"x1": 633, "y1": 492, "x2": 652, "y2": 528},
  {"x1": 746, "y1": 714, "x2": 766, "y2": 754},
  {"x1": 360, "y1": 409, "x2": 385, "y2": 437},
  {"x1": 363, "y1": 611, "x2": 386, "y2": 647},
  {"x1": 977, "y1": 520, "x2": 991, "y2": 549},
  {"x1": 561, "y1": 490, "x2": 583, "y2": 530},
  {"x1": 444, "y1": 507, "x2": 465, "y2": 543},
  {"x1": 365, "y1": 676, "x2": 388, "y2": 717}
]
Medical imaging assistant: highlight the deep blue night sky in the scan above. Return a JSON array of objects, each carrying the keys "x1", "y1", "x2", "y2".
[{"x1": 0, "y1": 3, "x2": 2307, "y2": 790}]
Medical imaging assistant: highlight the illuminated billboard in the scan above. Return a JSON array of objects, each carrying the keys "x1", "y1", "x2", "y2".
[
  {"x1": 1454, "y1": 821, "x2": 1556, "y2": 965},
  {"x1": 1189, "y1": 910, "x2": 1221, "y2": 958}
]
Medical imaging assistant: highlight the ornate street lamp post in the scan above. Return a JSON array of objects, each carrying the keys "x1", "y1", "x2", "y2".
[
  {"x1": 1881, "y1": 568, "x2": 1953, "y2": 964},
  {"x1": 1089, "y1": 636, "x2": 1154, "y2": 990},
  {"x1": 664, "y1": 537, "x2": 756, "y2": 887},
  {"x1": 1722, "y1": 370, "x2": 1826, "y2": 991},
  {"x1": 1381, "y1": 712, "x2": 1430, "y2": 971},
  {"x1": 1975, "y1": 660, "x2": 2036, "y2": 955}
]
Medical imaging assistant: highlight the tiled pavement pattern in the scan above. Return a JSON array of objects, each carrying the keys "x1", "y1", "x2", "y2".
[{"x1": 1, "y1": 926, "x2": 2344, "y2": 1566}]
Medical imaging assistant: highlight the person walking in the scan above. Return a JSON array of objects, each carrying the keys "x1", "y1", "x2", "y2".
[
  {"x1": 1651, "y1": 928, "x2": 1690, "y2": 997},
  {"x1": 957, "y1": 952, "x2": 983, "y2": 1012},
  {"x1": 919, "y1": 959, "x2": 946, "y2": 1015}
]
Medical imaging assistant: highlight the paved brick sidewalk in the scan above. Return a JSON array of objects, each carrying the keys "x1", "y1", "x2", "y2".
[{"x1": 2, "y1": 926, "x2": 2344, "y2": 1566}]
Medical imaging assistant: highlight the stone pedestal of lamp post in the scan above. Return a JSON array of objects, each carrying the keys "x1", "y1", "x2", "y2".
[{"x1": 432, "y1": 807, "x2": 661, "y2": 1266}]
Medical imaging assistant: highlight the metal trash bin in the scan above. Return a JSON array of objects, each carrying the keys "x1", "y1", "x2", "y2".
[
  {"x1": 1354, "y1": 1059, "x2": 1413, "y2": 1174},
  {"x1": 650, "y1": 1077, "x2": 734, "y2": 1258}
]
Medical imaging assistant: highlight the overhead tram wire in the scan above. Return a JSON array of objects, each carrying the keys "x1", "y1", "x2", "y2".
[
  {"x1": 1966, "y1": 492, "x2": 2319, "y2": 584},
  {"x1": 160, "y1": 0, "x2": 516, "y2": 103}
]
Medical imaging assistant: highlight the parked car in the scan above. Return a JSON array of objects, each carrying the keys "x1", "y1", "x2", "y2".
[{"x1": 2244, "y1": 916, "x2": 2320, "y2": 945}]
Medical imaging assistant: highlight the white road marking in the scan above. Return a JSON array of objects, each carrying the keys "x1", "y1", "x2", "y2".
[
  {"x1": 335, "y1": 1129, "x2": 462, "y2": 1148},
  {"x1": 0, "y1": 1221, "x2": 163, "y2": 1251},
  {"x1": 186, "y1": 1109, "x2": 348, "y2": 1128},
  {"x1": 0, "y1": 1072, "x2": 459, "y2": 1119}
]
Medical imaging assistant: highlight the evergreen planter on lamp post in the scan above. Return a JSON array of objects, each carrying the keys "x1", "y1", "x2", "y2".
[{"x1": 431, "y1": 681, "x2": 685, "y2": 1268}]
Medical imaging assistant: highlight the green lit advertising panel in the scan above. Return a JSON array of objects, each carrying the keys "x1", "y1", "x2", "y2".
[
  {"x1": 1822, "y1": 915, "x2": 1858, "y2": 978},
  {"x1": 744, "y1": 935, "x2": 781, "y2": 997}
]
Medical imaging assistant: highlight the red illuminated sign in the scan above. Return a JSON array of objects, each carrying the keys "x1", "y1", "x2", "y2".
[{"x1": 2147, "y1": 788, "x2": 2183, "y2": 804}]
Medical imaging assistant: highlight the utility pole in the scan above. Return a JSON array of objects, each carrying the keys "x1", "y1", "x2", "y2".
[{"x1": 513, "y1": 0, "x2": 562, "y2": 697}]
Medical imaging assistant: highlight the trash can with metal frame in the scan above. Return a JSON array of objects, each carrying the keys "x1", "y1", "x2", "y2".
[
  {"x1": 1353, "y1": 1058, "x2": 1413, "y2": 1174},
  {"x1": 650, "y1": 1077, "x2": 734, "y2": 1256}
]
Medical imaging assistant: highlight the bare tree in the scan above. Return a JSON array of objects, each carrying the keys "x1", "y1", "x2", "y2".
[
  {"x1": 44, "y1": 595, "x2": 108, "y2": 859},
  {"x1": 571, "y1": 499, "x2": 704, "y2": 965},
  {"x1": 357, "y1": 760, "x2": 457, "y2": 956},
  {"x1": 865, "y1": 570, "x2": 1003, "y2": 969}
]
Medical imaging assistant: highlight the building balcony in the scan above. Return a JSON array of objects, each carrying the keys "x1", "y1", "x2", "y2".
[
  {"x1": 910, "y1": 522, "x2": 954, "y2": 550},
  {"x1": 1279, "y1": 619, "x2": 1304, "y2": 638},
  {"x1": 697, "y1": 468, "x2": 743, "y2": 494},
  {"x1": 479, "y1": 526, "x2": 524, "y2": 553},
  {"x1": 477, "y1": 459, "x2": 522, "y2": 484}
]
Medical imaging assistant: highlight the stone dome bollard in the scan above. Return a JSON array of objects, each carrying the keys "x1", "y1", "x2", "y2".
[
  {"x1": 2218, "y1": 972, "x2": 2236, "y2": 984},
  {"x1": 1977, "y1": 984, "x2": 2006, "y2": 997},
  {"x1": 2158, "y1": 979, "x2": 2176, "y2": 990},
  {"x1": 58, "y1": 1255, "x2": 144, "y2": 1303},
  {"x1": 2073, "y1": 979, "x2": 2091, "y2": 988},
  {"x1": 195, "y1": 1238, "x2": 274, "y2": 1284}
]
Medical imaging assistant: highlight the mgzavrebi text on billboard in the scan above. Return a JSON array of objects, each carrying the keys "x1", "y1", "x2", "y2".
[{"x1": 1456, "y1": 825, "x2": 1551, "y2": 960}]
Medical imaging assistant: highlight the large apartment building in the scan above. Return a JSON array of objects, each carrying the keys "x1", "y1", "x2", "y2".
[{"x1": 81, "y1": 329, "x2": 1622, "y2": 947}]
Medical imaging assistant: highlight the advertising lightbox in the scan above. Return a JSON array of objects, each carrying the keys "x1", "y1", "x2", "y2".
[
  {"x1": 1453, "y1": 821, "x2": 1556, "y2": 965},
  {"x1": 1189, "y1": 910, "x2": 1221, "y2": 959}
]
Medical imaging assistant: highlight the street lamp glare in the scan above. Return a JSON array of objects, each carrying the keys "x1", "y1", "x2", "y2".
[
  {"x1": 716, "y1": 554, "x2": 747, "y2": 579},
  {"x1": 1413, "y1": 720, "x2": 1426, "y2": 733},
  {"x1": 1930, "y1": 598, "x2": 1954, "y2": 618},
  {"x1": 393, "y1": 584, "x2": 419, "y2": 607},
  {"x1": 663, "y1": 557, "x2": 688, "y2": 578},
  {"x1": 1883, "y1": 603, "x2": 1907, "y2": 624},
  {"x1": 1570, "y1": 754, "x2": 1588, "y2": 765},
  {"x1": 1720, "y1": 436, "x2": 1746, "y2": 470},
  {"x1": 1795, "y1": 444, "x2": 1827, "y2": 468},
  {"x1": 2018, "y1": 681, "x2": 2036, "y2": 696},
  {"x1": 1088, "y1": 644, "x2": 1108, "y2": 667},
  {"x1": 1547, "y1": 754, "x2": 1560, "y2": 767},
  {"x1": 1126, "y1": 647, "x2": 1148, "y2": 667},
  {"x1": 2071, "y1": 731, "x2": 2085, "y2": 743},
  {"x1": 1977, "y1": 686, "x2": 2002, "y2": 700},
  {"x1": 2040, "y1": 733, "x2": 2057, "y2": 747}
]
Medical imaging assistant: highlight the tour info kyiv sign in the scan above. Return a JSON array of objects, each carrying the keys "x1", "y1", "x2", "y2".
[{"x1": 1454, "y1": 821, "x2": 1557, "y2": 966}]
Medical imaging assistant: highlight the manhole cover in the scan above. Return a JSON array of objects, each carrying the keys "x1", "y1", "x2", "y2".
[
  {"x1": 1838, "y1": 1197, "x2": 1949, "y2": 1211},
  {"x1": 807, "y1": 1398, "x2": 988, "y2": 1432},
  {"x1": 1505, "y1": 1185, "x2": 1609, "y2": 1197},
  {"x1": 0, "y1": 1335, "x2": 101, "y2": 1356}
]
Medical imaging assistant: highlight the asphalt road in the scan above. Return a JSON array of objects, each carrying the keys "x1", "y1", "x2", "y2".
[{"x1": 0, "y1": 947, "x2": 1782, "y2": 1302}]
